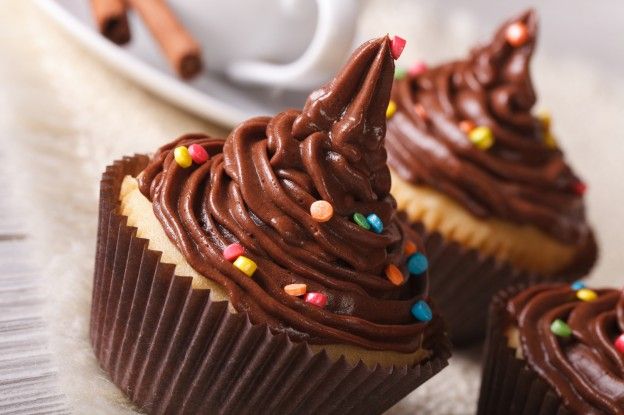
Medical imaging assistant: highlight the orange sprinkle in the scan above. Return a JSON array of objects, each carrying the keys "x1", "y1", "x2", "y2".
[
  {"x1": 310, "y1": 200, "x2": 333, "y2": 222},
  {"x1": 505, "y1": 22, "x2": 529, "y2": 47},
  {"x1": 385, "y1": 264, "x2": 405, "y2": 286},
  {"x1": 414, "y1": 104, "x2": 427, "y2": 120},
  {"x1": 404, "y1": 240, "x2": 418, "y2": 256},
  {"x1": 459, "y1": 120, "x2": 475, "y2": 134},
  {"x1": 284, "y1": 283, "x2": 307, "y2": 296}
]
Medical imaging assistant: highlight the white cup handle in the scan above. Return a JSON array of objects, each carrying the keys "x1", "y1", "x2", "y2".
[{"x1": 226, "y1": 0, "x2": 360, "y2": 90}]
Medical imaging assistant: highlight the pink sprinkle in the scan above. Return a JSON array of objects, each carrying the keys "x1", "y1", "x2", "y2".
[
  {"x1": 408, "y1": 61, "x2": 427, "y2": 77},
  {"x1": 615, "y1": 334, "x2": 624, "y2": 354},
  {"x1": 572, "y1": 180, "x2": 587, "y2": 196},
  {"x1": 390, "y1": 35, "x2": 406, "y2": 60},
  {"x1": 305, "y1": 292, "x2": 327, "y2": 308},
  {"x1": 223, "y1": 243, "x2": 245, "y2": 262},
  {"x1": 188, "y1": 144, "x2": 209, "y2": 164}
]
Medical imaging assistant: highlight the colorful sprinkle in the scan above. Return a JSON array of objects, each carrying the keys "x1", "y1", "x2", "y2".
[
  {"x1": 305, "y1": 292, "x2": 327, "y2": 308},
  {"x1": 615, "y1": 334, "x2": 624, "y2": 354},
  {"x1": 550, "y1": 319, "x2": 572, "y2": 338},
  {"x1": 411, "y1": 300, "x2": 432, "y2": 322},
  {"x1": 407, "y1": 253, "x2": 428, "y2": 275},
  {"x1": 353, "y1": 212, "x2": 371, "y2": 230},
  {"x1": 223, "y1": 243, "x2": 245, "y2": 262},
  {"x1": 385, "y1": 264, "x2": 406, "y2": 286},
  {"x1": 310, "y1": 200, "x2": 334, "y2": 222},
  {"x1": 544, "y1": 132, "x2": 558, "y2": 149},
  {"x1": 174, "y1": 146, "x2": 192, "y2": 168},
  {"x1": 386, "y1": 100, "x2": 397, "y2": 119},
  {"x1": 404, "y1": 240, "x2": 417, "y2": 256},
  {"x1": 414, "y1": 104, "x2": 427, "y2": 120},
  {"x1": 233, "y1": 256, "x2": 257, "y2": 277},
  {"x1": 468, "y1": 126, "x2": 495, "y2": 150},
  {"x1": 538, "y1": 111, "x2": 552, "y2": 131},
  {"x1": 284, "y1": 283, "x2": 307, "y2": 297},
  {"x1": 459, "y1": 120, "x2": 475, "y2": 134},
  {"x1": 366, "y1": 213, "x2": 384, "y2": 234},
  {"x1": 394, "y1": 67, "x2": 407, "y2": 80},
  {"x1": 505, "y1": 22, "x2": 529, "y2": 47},
  {"x1": 571, "y1": 281, "x2": 586, "y2": 291},
  {"x1": 572, "y1": 180, "x2": 587, "y2": 196},
  {"x1": 408, "y1": 61, "x2": 427, "y2": 77},
  {"x1": 390, "y1": 35, "x2": 407, "y2": 60},
  {"x1": 188, "y1": 143, "x2": 209, "y2": 164},
  {"x1": 576, "y1": 288, "x2": 598, "y2": 302}
]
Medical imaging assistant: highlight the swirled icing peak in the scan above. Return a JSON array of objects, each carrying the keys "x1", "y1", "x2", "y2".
[
  {"x1": 136, "y1": 37, "x2": 444, "y2": 353},
  {"x1": 508, "y1": 283, "x2": 624, "y2": 414},
  {"x1": 386, "y1": 9, "x2": 592, "y2": 245}
]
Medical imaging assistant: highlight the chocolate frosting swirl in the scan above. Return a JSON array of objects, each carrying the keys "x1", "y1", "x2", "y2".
[
  {"x1": 136, "y1": 37, "x2": 442, "y2": 352},
  {"x1": 508, "y1": 284, "x2": 624, "y2": 413},
  {"x1": 386, "y1": 9, "x2": 591, "y2": 245}
]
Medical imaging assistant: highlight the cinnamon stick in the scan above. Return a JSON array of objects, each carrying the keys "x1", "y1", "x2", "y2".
[
  {"x1": 91, "y1": 0, "x2": 131, "y2": 45},
  {"x1": 128, "y1": 0, "x2": 203, "y2": 79}
]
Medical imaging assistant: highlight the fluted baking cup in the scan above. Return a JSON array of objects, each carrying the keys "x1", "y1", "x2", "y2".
[
  {"x1": 408, "y1": 221, "x2": 582, "y2": 345},
  {"x1": 476, "y1": 286, "x2": 572, "y2": 415},
  {"x1": 90, "y1": 156, "x2": 450, "y2": 415}
]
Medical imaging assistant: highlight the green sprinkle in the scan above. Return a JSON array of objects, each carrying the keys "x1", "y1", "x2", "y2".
[
  {"x1": 550, "y1": 319, "x2": 572, "y2": 338},
  {"x1": 353, "y1": 213, "x2": 370, "y2": 230},
  {"x1": 394, "y1": 67, "x2": 407, "y2": 80}
]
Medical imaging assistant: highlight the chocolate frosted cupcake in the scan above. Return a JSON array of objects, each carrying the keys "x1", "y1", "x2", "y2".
[
  {"x1": 478, "y1": 283, "x2": 624, "y2": 414},
  {"x1": 385, "y1": 9, "x2": 597, "y2": 344},
  {"x1": 91, "y1": 36, "x2": 449, "y2": 414}
]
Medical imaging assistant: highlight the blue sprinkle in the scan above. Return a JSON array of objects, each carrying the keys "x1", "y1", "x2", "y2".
[
  {"x1": 570, "y1": 281, "x2": 586, "y2": 291},
  {"x1": 366, "y1": 213, "x2": 384, "y2": 234},
  {"x1": 411, "y1": 300, "x2": 432, "y2": 322},
  {"x1": 407, "y1": 253, "x2": 428, "y2": 275}
]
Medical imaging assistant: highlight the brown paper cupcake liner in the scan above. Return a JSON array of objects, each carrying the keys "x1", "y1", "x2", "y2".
[
  {"x1": 476, "y1": 285, "x2": 572, "y2": 415},
  {"x1": 90, "y1": 156, "x2": 450, "y2": 415},
  {"x1": 409, "y1": 221, "x2": 581, "y2": 346}
]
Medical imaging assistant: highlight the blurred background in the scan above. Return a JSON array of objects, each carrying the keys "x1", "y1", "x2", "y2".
[
  {"x1": 0, "y1": 1, "x2": 622, "y2": 414},
  {"x1": 392, "y1": 0, "x2": 624, "y2": 76}
]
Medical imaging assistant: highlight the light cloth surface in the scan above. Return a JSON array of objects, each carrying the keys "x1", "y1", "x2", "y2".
[
  {"x1": 0, "y1": 170, "x2": 69, "y2": 414},
  {"x1": 0, "y1": 1, "x2": 622, "y2": 414}
]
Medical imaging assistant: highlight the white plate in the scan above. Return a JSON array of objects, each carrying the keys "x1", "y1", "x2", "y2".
[{"x1": 36, "y1": 0, "x2": 309, "y2": 128}]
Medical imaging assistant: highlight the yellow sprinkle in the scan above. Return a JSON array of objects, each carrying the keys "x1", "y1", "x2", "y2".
[
  {"x1": 468, "y1": 126, "x2": 494, "y2": 150},
  {"x1": 233, "y1": 256, "x2": 257, "y2": 277},
  {"x1": 386, "y1": 100, "x2": 397, "y2": 119},
  {"x1": 537, "y1": 111, "x2": 552, "y2": 131},
  {"x1": 544, "y1": 131, "x2": 558, "y2": 149},
  {"x1": 576, "y1": 288, "x2": 597, "y2": 302},
  {"x1": 174, "y1": 146, "x2": 193, "y2": 168}
]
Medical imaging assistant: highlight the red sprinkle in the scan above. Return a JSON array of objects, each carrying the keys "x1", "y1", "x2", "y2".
[
  {"x1": 188, "y1": 144, "x2": 209, "y2": 164},
  {"x1": 305, "y1": 292, "x2": 327, "y2": 308},
  {"x1": 223, "y1": 243, "x2": 245, "y2": 262},
  {"x1": 572, "y1": 180, "x2": 587, "y2": 196},
  {"x1": 390, "y1": 35, "x2": 407, "y2": 60},
  {"x1": 615, "y1": 334, "x2": 624, "y2": 354},
  {"x1": 408, "y1": 61, "x2": 427, "y2": 77}
]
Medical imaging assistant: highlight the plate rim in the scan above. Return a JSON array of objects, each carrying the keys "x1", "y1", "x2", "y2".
[{"x1": 35, "y1": 0, "x2": 246, "y2": 128}]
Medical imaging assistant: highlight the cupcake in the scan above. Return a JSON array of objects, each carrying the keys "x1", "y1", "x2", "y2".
[
  {"x1": 90, "y1": 36, "x2": 450, "y2": 414},
  {"x1": 478, "y1": 282, "x2": 624, "y2": 414},
  {"x1": 385, "y1": 9, "x2": 597, "y2": 344}
]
